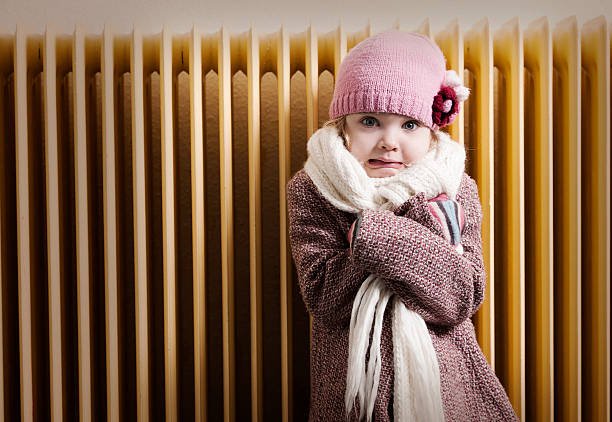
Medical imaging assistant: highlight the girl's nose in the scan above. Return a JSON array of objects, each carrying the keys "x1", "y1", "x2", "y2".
[{"x1": 379, "y1": 132, "x2": 399, "y2": 151}]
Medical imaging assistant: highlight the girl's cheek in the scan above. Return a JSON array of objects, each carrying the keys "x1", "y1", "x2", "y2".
[{"x1": 348, "y1": 149, "x2": 363, "y2": 162}]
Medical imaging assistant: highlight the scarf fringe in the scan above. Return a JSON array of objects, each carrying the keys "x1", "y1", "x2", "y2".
[
  {"x1": 346, "y1": 276, "x2": 392, "y2": 421},
  {"x1": 346, "y1": 277, "x2": 445, "y2": 422},
  {"x1": 393, "y1": 301, "x2": 445, "y2": 422}
]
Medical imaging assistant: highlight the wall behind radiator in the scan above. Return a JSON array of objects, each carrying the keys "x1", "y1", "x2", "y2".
[{"x1": 0, "y1": 0, "x2": 610, "y2": 34}]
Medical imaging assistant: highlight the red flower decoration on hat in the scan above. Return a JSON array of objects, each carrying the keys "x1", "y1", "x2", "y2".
[{"x1": 432, "y1": 85, "x2": 459, "y2": 127}]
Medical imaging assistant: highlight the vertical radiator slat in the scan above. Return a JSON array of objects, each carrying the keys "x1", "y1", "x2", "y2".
[
  {"x1": 304, "y1": 26, "x2": 318, "y2": 340},
  {"x1": 0, "y1": 34, "x2": 16, "y2": 422},
  {"x1": 436, "y1": 20, "x2": 465, "y2": 144},
  {"x1": 160, "y1": 27, "x2": 178, "y2": 422},
  {"x1": 190, "y1": 26, "x2": 207, "y2": 422},
  {"x1": 305, "y1": 25, "x2": 317, "y2": 340},
  {"x1": 43, "y1": 27, "x2": 66, "y2": 422},
  {"x1": 0, "y1": 163, "x2": 3, "y2": 421},
  {"x1": 219, "y1": 26, "x2": 236, "y2": 422},
  {"x1": 0, "y1": 61, "x2": 5, "y2": 421},
  {"x1": 416, "y1": 19, "x2": 431, "y2": 37},
  {"x1": 15, "y1": 26, "x2": 34, "y2": 422},
  {"x1": 305, "y1": 27, "x2": 318, "y2": 138},
  {"x1": 247, "y1": 26, "x2": 264, "y2": 422},
  {"x1": 581, "y1": 16, "x2": 610, "y2": 422},
  {"x1": 131, "y1": 28, "x2": 150, "y2": 422},
  {"x1": 524, "y1": 17, "x2": 554, "y2": 422},
  {"x1": 552, "y1": 16, "x2": 582, "y2": 422},
  {"x1": 346, "y1": 25, "x2": 370, "y2": 51},
  {"x1": 277, "y1": 26, "x2": 293, "y2": 422},
  {"x1": 73, "y1": 27, "x2": 93, "y2": 422},
  {"x1": 102, "y1": 26, "x2": 121, "y2": 422},
  {"x1": 493, "y1": 18, "x2": 525, "y2": 420},
  {"x1": 333, "y1": 26, "x2": 346, "y2": 78},
  {"x1": 464, "y1": 19, "x2": 495, "y2": 365}
]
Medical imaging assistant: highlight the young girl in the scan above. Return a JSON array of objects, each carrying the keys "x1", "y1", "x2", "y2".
[{"x1": 287, "y1": 30, "x2": 518, "y2": 421}]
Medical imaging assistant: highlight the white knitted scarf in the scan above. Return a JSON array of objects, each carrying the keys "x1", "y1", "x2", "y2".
[{"x1": 304, "y1": 125, "x2": 465, "y2": 422}]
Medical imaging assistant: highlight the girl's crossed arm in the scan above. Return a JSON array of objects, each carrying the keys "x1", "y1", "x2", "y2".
[
  {"x1": 350, "y1": 174, "x2": 486, "y2": 327},
  {"x1": 288, "y1": 171, "x2": 485, "y2": 330}
]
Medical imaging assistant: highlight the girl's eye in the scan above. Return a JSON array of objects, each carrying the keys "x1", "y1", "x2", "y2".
[
  {"x1": 360, "y1": 116, "x2": 378, "y2": 127},
  {"x1": 403, "y1": 120, "x2": 420, "y2": 130}
]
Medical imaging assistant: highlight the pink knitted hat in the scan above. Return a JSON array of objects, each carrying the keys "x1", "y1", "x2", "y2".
[{"x1": 329, "y1": 30, "x2": 465, "y2": 129}]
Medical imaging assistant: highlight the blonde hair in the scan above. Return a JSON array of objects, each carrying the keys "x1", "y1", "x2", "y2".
[{"x1": 323, "y1": 116, "x2": 350, "y2": 147}]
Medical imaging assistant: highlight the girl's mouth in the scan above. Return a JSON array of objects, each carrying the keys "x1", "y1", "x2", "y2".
[{"x1": 367, "y1": 159, "x2": 405, "y2": 169}]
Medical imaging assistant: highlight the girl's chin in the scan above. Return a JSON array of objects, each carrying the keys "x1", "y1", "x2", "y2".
[{"x1": 365, "y1": 167, "x2": 400, "y2": 178}]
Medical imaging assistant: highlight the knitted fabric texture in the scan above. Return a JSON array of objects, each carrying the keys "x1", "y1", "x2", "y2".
[
  {"x1": 329, "y1": 30, "x2": 446, "y2": 128},
  {"x1": 304, "y1": 125, "x2": 466, "y2": 421},
  {"x1": 287, "y1": 171, "x2": 519, "y2": 421},
  {"x1": 287, "y1": 151, "x2": 519, "y2": 421},
  {"x1": 304, "y1": 126, "x2": 465, "y2": 213}
]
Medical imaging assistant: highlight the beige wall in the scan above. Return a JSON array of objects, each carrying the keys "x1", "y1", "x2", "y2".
[{"x1": 0, "y1": 0, "x2": 610, "y2": 34}]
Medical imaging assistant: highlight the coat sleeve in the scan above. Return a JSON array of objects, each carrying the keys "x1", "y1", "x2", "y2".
[
  {"x1": 350, "y1": 174, "x2": 486, "y2": 327},
  {"x1": 287, "y1": 171, "x2": 370, "y2": 329}
]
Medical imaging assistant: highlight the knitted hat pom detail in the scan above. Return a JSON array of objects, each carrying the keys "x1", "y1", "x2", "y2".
[{"x1": 432, "y1": 70, "x2": 470, "y2": 128}]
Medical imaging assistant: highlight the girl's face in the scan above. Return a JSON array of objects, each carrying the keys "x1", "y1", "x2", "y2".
[{"x1": 344, "y1": 113, "x2": 433, "y2": 178}]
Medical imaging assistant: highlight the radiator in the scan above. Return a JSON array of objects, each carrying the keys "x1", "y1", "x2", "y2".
[{"x1": 0, "y1": 16, "x2": 609, "y2": 422}]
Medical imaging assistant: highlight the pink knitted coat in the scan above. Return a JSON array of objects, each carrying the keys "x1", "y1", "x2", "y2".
[{"x1": 287, "y1": 169, "x2": 518, "y2": 421}]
